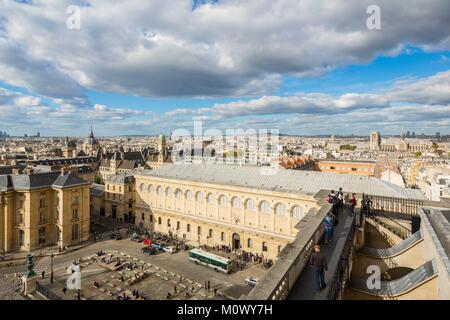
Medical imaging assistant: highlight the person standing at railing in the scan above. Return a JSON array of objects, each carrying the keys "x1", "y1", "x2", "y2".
[
  {"x1": 324, "y1": 213, "x2": 334, "y2": 244},
  {"x1": 310, "y1": 245, "x2": 327, "y2": 291}
]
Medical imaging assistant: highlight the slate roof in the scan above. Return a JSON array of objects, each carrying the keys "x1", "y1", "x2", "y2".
[
  {"x1": 140, "y1": 163, "x2": 426, "y2": 200},
  {"x1": 0, "y1": 171, "x2": 89, "y2": 191},
  {"x1": 52, "y1": 173, "x2": 91, "y2": 188}
]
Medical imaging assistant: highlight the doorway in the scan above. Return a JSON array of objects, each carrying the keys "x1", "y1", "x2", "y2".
[{"x1": 232, "y1": 233, "x2": 241, "y2": 250}]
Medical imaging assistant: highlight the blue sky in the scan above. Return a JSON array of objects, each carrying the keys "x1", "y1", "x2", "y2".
[{"x1": 1, "y1": 0, "x2": 450, "y2": 136}]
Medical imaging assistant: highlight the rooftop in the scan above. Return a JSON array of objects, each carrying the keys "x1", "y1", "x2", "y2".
[{"x1": 140, "y1": 163, "x2": 426, "y2": 200}]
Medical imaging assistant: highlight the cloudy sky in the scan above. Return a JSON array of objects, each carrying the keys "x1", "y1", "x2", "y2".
[{"x1": 0, "y1": 0, "x2": 449, "y2": 136}]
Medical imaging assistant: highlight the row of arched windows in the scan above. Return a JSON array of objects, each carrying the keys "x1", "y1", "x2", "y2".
[{"x1": 139, "y1": 183, "x2": 306, "y2": 219}]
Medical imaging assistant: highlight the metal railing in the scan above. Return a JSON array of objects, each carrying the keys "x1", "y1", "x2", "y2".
[
  {"x1": 366, "y1": 195, "x2": 424, "y2": 219},
  {"x1": 369, "y1": 214, "x2": 411, "y2": 240},
  {"x1": 36, "y1": 282, "x2": 62, "y2": 300},
  {"x1": 324, "y1": 215, "x2": 357, "y2": 300}
]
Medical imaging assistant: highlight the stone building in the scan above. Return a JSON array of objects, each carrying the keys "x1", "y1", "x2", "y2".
[
  {"x1": 0, "y1": 170, "x2": 91, "y2": 253},
  {"x1": 104, "y1": 174, "x2": 135, "y2": 223}
]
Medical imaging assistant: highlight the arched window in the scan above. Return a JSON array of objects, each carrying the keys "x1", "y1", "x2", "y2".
[
  {"x1": 157, "y1": 186, "x2": 163, "y2": 195},
  {"x1": 275, "y1": 203, "x2": 287, "y2": 216},
  {"x1": 291, "y1": 206, "x2": 305, "y2": 220},
  {"x1": 165, "y1": 187, "x2": 173, "y2": 197},
  {"x1": 219, "y1": 195, "x2": 228, "y2": 207},
  {"x1": 141, "y1": 212, "x2": 145, "y2": 221},
  {"x1": 185, "y1": 190, "x2": 193, "y2": 200},
  {"x1": 148, "y1": 185, "x2": 155, "y2": 193},
  {"x1": 207, "y1": 193, "x2": 215, "y2": 205},
  {"x1": 139, "y1": 183, "x2": 146, "y2": 192},
  {"x1": 196, "y1": 191, "x2": 204, "y2": 202},
  {"x1": 232, "y1": 197, "x2": 241, "y2": 208},
  {"x1": 245, "y1": 199, "x2": 255, "y2": 211},
  {"x1": 262, "y1": 242, "x2": 268, "y2": 252},
  {"x1": 175, "y1": 189, "x2": 183, "y2": 199},
  {"x1": 247, "y1": 238, "x2": 253, "y2": 248},
  {"x1": 259, "y1": 201, "x2": 271, "y2": 214}
]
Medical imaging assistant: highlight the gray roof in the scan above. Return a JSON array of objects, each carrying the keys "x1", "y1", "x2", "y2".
[
  {"x1": 0, "y1": 171, "x2": 89, "y2": 191},
  {"x1": 90, "y1": 183, "x2": 105, "y2": 196},
  {"x1": 52, "y1": 173, "x2": 90, "y2": 189},
  {"x1": 140, "y1": 164, "x2": 426, "y2": 200},
  {"x1": 0, "y1": 172, "x2": 60, "y2": 191}
]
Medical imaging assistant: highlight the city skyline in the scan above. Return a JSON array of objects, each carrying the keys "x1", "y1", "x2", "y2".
[{"x1": 1, "y1": 1, "x2": 450, "y2": 136}]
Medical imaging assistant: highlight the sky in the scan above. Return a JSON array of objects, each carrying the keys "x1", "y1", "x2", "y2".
[{"x1": 0, "y1": 0, "x2": 450, "y2": 137}]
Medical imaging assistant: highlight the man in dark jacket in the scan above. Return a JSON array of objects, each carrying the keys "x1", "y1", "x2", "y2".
[{"x1": 310, "y1": 245, "x2": 327, "y2": 291}]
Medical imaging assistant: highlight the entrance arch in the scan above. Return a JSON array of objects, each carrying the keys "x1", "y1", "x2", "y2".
[{"x1": 232, "y1": 233, "x2": 241, "y2": 250}]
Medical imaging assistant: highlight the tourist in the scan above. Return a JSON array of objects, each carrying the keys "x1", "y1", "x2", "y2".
[
  {"x1": 310, "y1": 245, "x2": 327, "y2": 291},
  {"x1": 323, "y1": 213, "x2": 334, "y2": 244},
  {"x1": 62, "y1": 287, "x2": 67, "y2": 295},
  {"x1": 41, "y1": 270, "x2": 45, "y2": 279},
  {"x1": 338, "y1": 188, "x2": 344, "y2": 209},
  {"x1": 350, "y1": 193, "x2": 357, "y2": 215}
]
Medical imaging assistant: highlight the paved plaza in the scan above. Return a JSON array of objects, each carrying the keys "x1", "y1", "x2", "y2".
[{"x1": 1, "y1": 237, "x2": 268, "y2": 300}]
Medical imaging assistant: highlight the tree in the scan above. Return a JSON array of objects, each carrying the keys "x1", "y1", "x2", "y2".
[
  {"x1": 94, "y1": 175, "x2": 102, "y2": 184},
  {"x1": 415, "y1": 151, "x2": 422, "y2": 157}
]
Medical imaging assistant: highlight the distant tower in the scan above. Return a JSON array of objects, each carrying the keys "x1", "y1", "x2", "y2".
[
  {"x1": 83, "y1": 126, "x2": 100, "y2": 155},
  {"x1": 370, "y1": 131, "x2": 381, "y2": 151},
  {"x1": 158, "y1": 134, "x2": 167, "y2": 164},
  {"x1": 63, "y1": 136, "x2": 76, "y2": 158}
]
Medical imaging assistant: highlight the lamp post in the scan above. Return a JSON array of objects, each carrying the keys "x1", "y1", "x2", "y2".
[{"x1": 50, "y1": 253, "x2": 54, "y2": 283}]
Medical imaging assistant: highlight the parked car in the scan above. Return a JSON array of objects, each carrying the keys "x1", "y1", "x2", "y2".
[
  {"x1": 111, "y1": 232, "x2": 122, "y2": 240},
  {"x1": 245, "y1": 277, "x2": 259, "y2": 287},
  {"x1": 141, "y1": 246, "x2": 156, "y2": 255},
  {"x1": 131, "y1": 235, "x2": 142, "y2": 242},
  {"x1": 162, "y1": 246, "x2": 177, "y2": 254}
]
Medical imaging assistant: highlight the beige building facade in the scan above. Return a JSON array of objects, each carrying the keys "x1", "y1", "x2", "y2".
[
  {"x1": 134, "y1": 165, "x2": 320, "y2": 260},
  {"x1": 0, "y1": 171, "x2": 91, "y2": 253}
]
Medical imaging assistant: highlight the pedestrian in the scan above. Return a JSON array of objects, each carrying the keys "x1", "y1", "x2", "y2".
[
  {"x1": 204, "y1": 281, "x2": 207, "y2": 290},
  {"x1": 207, "y1": 280, "x2": 211, "y2": 291},
  {"x1": 310, "y1": 245, "x2": 327, "y2": 291},
  {"x1": 179, "y1": 275, "x2": 183, "y2": 283},
  {"x1": 214, "y1": 288, "x2": 218, "y2": 296},
  {"x1": 350, "y1": 193, "x2": 357, "y2": 215},
  {"x1": 323, "y1": 213, "x2": 334, "y2": 244},
  {"x1": 41, "y1": 270, "x2": 45, "y2": 279},
  {"x1": 174, "y1": 285, "x2": 177, "y2": 294},
  {"x1": 338, "y1": 188, "x2": 344, "y2": 209},
  {"x1": 62, "y1": 287, "x2": 67, "y2": 295}
]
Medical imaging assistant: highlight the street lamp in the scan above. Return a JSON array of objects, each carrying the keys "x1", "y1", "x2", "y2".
[{"x1": 50, "y1": 253, "x2": 54, "y2": 283}]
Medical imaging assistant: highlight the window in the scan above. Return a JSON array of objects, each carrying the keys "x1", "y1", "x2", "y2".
[
  {"x1": 158, "y1": 217, "x2": 162, "y2": 225},
  {"x1": 207, "y1": 194, "x2": 215, "y2": 205},
  {"x1": 247, "y1": 238, "x2": 253, "y2": 248},
  {"x1": 19, "y1": 213, "x2": 24, "y2": 225},
  {"x1": 167, "y1": 219, "x2": 171, "y2": 227},
  {"x1": 150, "y1": 215, "x2": 153, "y2": 223},
  {"x1": 39, "y1": 198, "x2": 46, "y2": 209},
  {"x1": 219, "y1": 195, "x2": 228, "y2": 207},
  {"x1": 232, "y1": 197, "x2": 241, "y2": 208},
  {"x1": 275, "y1": 203, "x2": 287, "y2": 216},
  {"x1": 259, "y1": 201, "x2": 271, "y2": 214},
  {"x1": 72, "y1": 194, "x2": 79, "y2": 206},
  {"x1": 196, "y1": 192, "x2": 204, "y2": 202},
  {"x1": 157, "y1": 186, "x2": 163, "y2": 195},
  {"x1": 262, "y1": 242, "x2": 268, "y2": 252},
  {"x1": 149, "y1": 185, "x2": 155, "y2": 193},
  {"x1": 245, "y1": 199, "x2": 255, "y2": 211},
  {"x1": 19, "y1": 230, "x2": 25, "y2": 246},
  {"x1": 208, "y1": 229, "x2": 213, "y2": 238},
  {"x1": 221, "y1": 232, "x2": 225, "y2": 241},
  {"x1": 112, "y1": 185, "x2": 115, "y2": 192},
  {"x1": 39, "y1": 210, "x2": 45, "y2": 223},
  {"x1": 185, "y1": 190, "x2": 192, "y2": 200},
  {"x1": 18, "y1": 199, "x2": 24, "y2": 210},
  {"x1": 175, "y1": 189, "x2": 183, "y2": 199},
  {"x1": 141, "y1": 213, "x2": 145, "y2": 221},
  {"x1": 39, "y1": 227, "x2": 46, "y2": 244},
  {"x1": 72, "y1": 209, "x2": 78, "y2": 220},
  {"x1": 176, "y1": 221, "x2": 180, "y2": 230},
  {"x1": 119, "y1": 186, "x2": 122, "y2": 192},
  {"x1": 197, "y1": 226, "x2": 202, "y2": 236},
  {"x1": 292, "y1": 206, "x2": 305, "y2": 220},
  {"x1": 187, "y1": 224, "x2": 191, "y2": 232},
  {"x1": 71, "y1": 224, "x2": 79, "y2": 241},
  {"x1": 166, "y1": 187, "x2": 173, "y2": 197}
]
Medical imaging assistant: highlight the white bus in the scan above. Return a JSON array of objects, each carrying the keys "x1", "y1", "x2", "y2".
[{"x1": 188, "y1": 248, "x2": 232, "y2": 273}]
